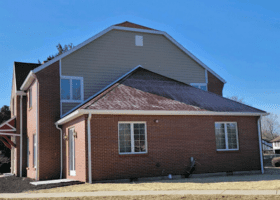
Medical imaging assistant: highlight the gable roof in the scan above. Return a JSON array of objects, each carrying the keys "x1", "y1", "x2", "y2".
[
  {"x1": 21, "y1": 21, "x2": 226, "y2": 90},
  {"x1": 14, "y1": 62, "x2": 40, "y2": 90},
  {"x1": 115, "y1": 21, "x2": 156, "y2": 30},
  {"x1": 57, "y1": 66, "x2": 267, "y2": 125},
  {"x1": 81, "y1": 67, "x2": 265, "y2": 113}
]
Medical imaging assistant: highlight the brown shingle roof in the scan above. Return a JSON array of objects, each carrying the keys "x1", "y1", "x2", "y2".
[
  {"x1": 14, "y1": 62, "x2": 40, "y2": 90},
  {"x1": 114, "y1": 21, "x2": 156, "y2": 30},
  {"x1": 73, "y1": 67, "x2": 266, "y2": 114},
  {"x1": 271, "y1": 136, "x2": 280, "y2": 142}
]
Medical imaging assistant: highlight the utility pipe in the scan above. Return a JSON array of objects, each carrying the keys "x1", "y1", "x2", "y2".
[{"x1": 87, "y1": 113, "x2": 92, "y2": 183}]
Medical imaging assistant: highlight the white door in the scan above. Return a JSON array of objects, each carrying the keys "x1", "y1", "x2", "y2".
[{"x1": 69, "y1": 128, "x2": 76, "y2": 176}]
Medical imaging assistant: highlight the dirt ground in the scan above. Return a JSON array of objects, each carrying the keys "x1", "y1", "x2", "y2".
[
  {"x1": 1, "y1": 155, "x2": 279, "y2": 194},
  {"x1": 6, "y1": 195, "x2": 280, "y2": 200}
]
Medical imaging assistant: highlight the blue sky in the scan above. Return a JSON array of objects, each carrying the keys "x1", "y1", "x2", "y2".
[{"x1": 0, "y1": 0, "x2": 279, "y2": 121}]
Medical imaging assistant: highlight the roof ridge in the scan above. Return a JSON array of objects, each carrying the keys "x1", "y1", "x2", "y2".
[{"x1": 114, "y1": 21, "x2": 157, "y2": 31}]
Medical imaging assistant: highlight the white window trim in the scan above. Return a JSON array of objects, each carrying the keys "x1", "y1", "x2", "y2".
[
  {"x1": 215, "y1": 122, "x2": 239, "y2": 151},
  {"x1": 29, "y1": 88, "x2": 32, "y2": 108},
  {"x1": 118, "y1": 121, "x2": 148, "y2": 155},
  {"x1": 69, "y1": 127, "x2": 76, "y2": 176},
  {"x1": 190, "y1": 83, "x2": 208, "y2": 91},
  {"x1": 61, "y1": 76, "x2": 84, "y2": 103}
]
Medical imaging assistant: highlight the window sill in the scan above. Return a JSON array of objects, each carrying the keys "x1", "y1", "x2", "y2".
[
  {"x1": 61, "y1": 100, "x2": 83, "y2": 103},
  {"x1": 216, "y1": 149, "x2": 239, "y2": 152},
  {"x1": 119, "y1": 152, "x2": 148, "y2": 157}
]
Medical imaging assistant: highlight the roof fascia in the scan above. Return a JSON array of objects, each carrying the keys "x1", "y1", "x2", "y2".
[
  {"x1": 24, "y1": 25, "x2": 224, "y2": 84},
  {"x1": 56, "y1": 109, "x2": 268, "y2": 125},
  {"x1": 20, "y1": 71, "x2": 35, "y2": 91},
  {"x1": 0, "y1": 116, "x2": 16, "y2": 129},
  {"x1": 60, "y1": 65, "x2": 143, "y2": 118}
]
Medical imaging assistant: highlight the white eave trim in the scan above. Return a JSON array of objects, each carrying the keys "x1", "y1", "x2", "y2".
[
  {"x1": 21, "y1": 25, "x2": 225, "y2": 84},
  {"x1": 56, "y1": 109, "x2": 268, "y2": 125},
  {"x1": 20, "y1": 71, "x2": 36, "y2": 91}
]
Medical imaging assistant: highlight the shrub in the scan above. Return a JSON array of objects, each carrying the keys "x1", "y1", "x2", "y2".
[{"x1": 272, "y1": 157, "x2": 280, "y2": 167}]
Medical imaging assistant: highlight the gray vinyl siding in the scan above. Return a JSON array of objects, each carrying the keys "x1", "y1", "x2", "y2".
[
  {"x1": 62, "y1": 103, "x2": 80, "y2": 115},
  {"x1": 61, "y1": 29, "x2": 206, "y2": 113}
]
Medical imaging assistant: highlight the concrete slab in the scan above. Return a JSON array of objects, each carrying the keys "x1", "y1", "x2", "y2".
[
  {"x1": 173, "y1": 190, "x2": 224, "y2": 195},
  {"x1": 0, "y1": 173, "x2": 14, "y2": 178},
  {"x1": 222, "y1": 190, "x2": 277, "y2": 195},
  {"x1": 30, "y1": 179, "x2": 76, "y2": 186}
]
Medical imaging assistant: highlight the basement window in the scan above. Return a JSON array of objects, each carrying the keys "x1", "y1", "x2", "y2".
[
  {"x1": 135, "y1": 35, "x2": 143, "y2": 46},
  {"x1": 118, "y1": 122, "x2": 147, "y2": 154},
  {"x1": 215, "y1": 122, "x2": 239, "y2": 151},
  {"x1": 61, "y1": 76, "x2": 83, "y2": 102}
]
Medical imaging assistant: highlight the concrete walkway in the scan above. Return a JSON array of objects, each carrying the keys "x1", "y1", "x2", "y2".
[{"x1": 1, "y1": 190, "x2": 280, "y2": 199}]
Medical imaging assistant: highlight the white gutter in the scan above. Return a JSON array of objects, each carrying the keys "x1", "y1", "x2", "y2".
[
  {"x1": 258, "y1": 116, "x2": 264, "y2": 174},
  {"x1": 56, "y1": 109, "x2": 268, "y2": 125},
  {"x1": 20, "y1": 71, "x2": 35, "y2": 91},
  {"x1": 87, "y1": 114, "x2": 92, "y2": 183},
  {"x1": 55, "y1": 124, "x2": 63, "y2": 179}
]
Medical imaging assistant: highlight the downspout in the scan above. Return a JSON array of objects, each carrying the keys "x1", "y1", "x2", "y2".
[
  {"x1": 20, "y1": 95, "x2": 23, "y2": 177},
  {"x1": 55, "y1": 124, "x2": 63, "y2": 179},
  {"x1": 36, "y1": 79, "x2": 39, "y2": 181},
  {"x1": 257, "y1": 116, "x2": 264, "y2": 174},
  {"x1": 87, "y1": 113, "x2": 92, "y2": 183}
]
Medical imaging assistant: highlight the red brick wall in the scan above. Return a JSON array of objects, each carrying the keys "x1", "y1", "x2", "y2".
[
  {"x1": 36, "y1": 61, "x2": 61, "y2": 180},
  {"x1": 207, "y1": 71, "x2": 224, "y2": 96},
  {"x1": 26, "y1": 80, "x2": 38, "y2": 179},
  {"x1": 62, "y1": 115, "x2": 87, "y2": 182},
  {"x1": 89, "y1": 115, "x2": 260, "y2": 181}
]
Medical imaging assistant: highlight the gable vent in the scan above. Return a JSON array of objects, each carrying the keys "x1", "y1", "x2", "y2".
[{"x1": 135, "y1": 35, "x2": 143, "y2": 46}]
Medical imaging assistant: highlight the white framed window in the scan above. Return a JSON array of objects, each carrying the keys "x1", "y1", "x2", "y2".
[
  {"x1": 61, "y1": 76, "x2": 83, "y2": 102},
  {"x1": 33, "y1": 134, "x2": 37, "y2": 168},
  {"x1": 69, "y1": 128, "x2": 76, "y2": 176},
  {"x1": 215, "y1": 122, "x2": 239, "y2": 151},
  {"x1": 118, "y1": 122, "x2": 147, "y2": 154},
  {"x1": 190, "y1": 83, "x2": 207, "y2": 91},
  {"x1": 29, "y1": 88, "x2": 32, "y2": 108},
  {"x1": 135, "y1": 35, "x2": 143, "y2": 46}
]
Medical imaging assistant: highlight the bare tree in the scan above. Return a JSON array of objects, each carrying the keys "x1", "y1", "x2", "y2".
[
  {"x1": 229, "y1": 96, "x2": 245, "y2": 104},
  {"x1": 261, "y1": 113, "x2": 280, "y2": 140}
]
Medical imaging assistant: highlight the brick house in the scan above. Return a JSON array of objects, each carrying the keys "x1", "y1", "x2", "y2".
[{"x1": 0, "y1": 22, "x2": 267, "y2": 182}]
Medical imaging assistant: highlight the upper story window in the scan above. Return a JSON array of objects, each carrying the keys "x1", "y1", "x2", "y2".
[
  {"x1": 29, "y1": 88, "x2": 32, "y2": 108},
  {"x1": 215, "y1": 122, "x2": 239, "y2": 151},
  {"x1": 118, "y1": 122, "x2": 147, "y2": 154},
  {"x1": 61, "y1": 76, "x2": 83, "y2": 102},
  {"x1": 190, "y1": 83, "x2": 207, "y2": 91},
  {"x1": 135, "y1": 35, "x2": 143, "y2": 46}
]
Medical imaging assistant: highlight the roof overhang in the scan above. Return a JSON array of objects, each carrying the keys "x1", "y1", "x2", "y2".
[
  {"x1": 20, "y1": 71, "x2": 36, "y2": 91},
  {"x1": 56, "y1": 109, "x2": 268, "y2": 125}
]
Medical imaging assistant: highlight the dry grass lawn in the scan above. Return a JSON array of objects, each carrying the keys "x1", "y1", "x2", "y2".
[
  {"x1": 28, "y1": 168, "x2": 280, "y2": 193},
  {"x1": 7, "y1": 195, "x2": 280, "y2": 200}
]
